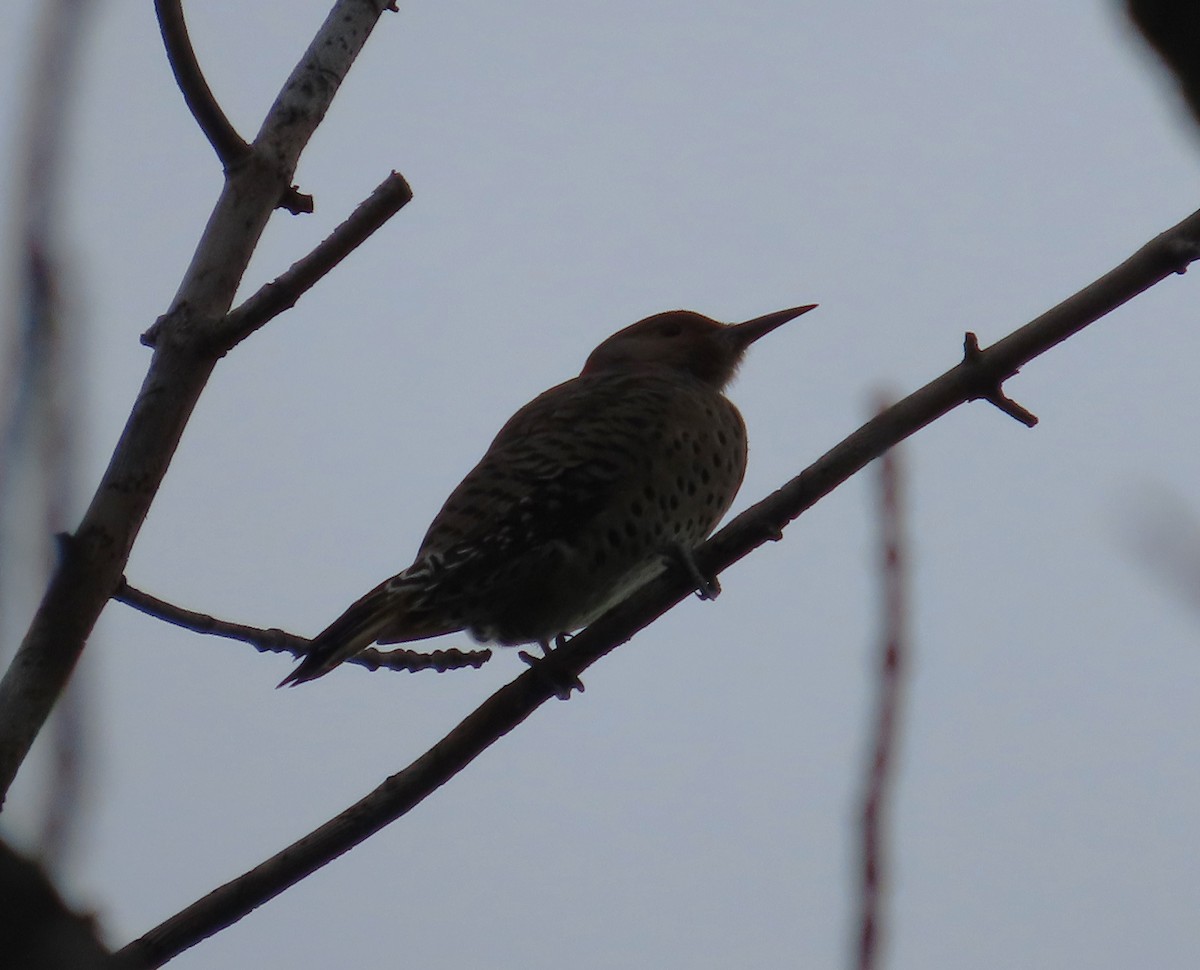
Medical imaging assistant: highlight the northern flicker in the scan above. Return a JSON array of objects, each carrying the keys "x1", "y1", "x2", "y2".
[{"x1": 280, "y1": 303, "x2": 815, "y2": 687}]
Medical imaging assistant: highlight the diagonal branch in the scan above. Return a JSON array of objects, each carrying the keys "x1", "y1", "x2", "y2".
[
  {"x1": 212, "y1": 171, "x2": 413, "y2": 351},
  {"x1": 140, "y1": 172, "x2": 413, "y2": 350},
  {"x1": 114, "y1": 580, "x2": 490, "y2": 673},
  {"x1": 114, "y1": 205, "x2": 1200, "y2": 970},
  {"x1": 0, "y1": 0, "x2": 398, "y2": 809}
]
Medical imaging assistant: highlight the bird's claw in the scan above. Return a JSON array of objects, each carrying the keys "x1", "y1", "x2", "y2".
[
  {"x1": 519, "y1": 637, "x2": 584, "y2": 700},
  {"x1": 667, "y1": 543, "x2": 722, "y2": 601}
]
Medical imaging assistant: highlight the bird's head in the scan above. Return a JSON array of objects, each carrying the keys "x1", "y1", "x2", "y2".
[{"x1": 581, "y1": 304, "x2": 816, "y2": 390}]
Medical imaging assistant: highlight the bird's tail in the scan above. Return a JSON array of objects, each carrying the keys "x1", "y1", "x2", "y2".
[{"x1": 278, "y1": 580, "x2": 402, "y2": 688}]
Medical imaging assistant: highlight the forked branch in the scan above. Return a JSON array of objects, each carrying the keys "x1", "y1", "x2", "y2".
[
  {"x1": 0, "y1": 0, "x2": 400, "y2": 808},
  {"x1": 154, "y1": 0, "x2": 314, "y2": 214},
  {"x1": 154, "y1": 0, "x2": 247, "y2": 167}
]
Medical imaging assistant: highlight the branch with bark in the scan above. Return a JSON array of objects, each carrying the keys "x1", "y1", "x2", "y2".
[
  {"x1": 153, "y1": 0, "x2": 313, "y2": 213},
  {"x1": 113, "y1": 207, "x2": 1200, "y2": 968},
  {"x1": 4, "y1": 2, "x2": 1200, "y2": 967},
  {"x1": 0, "y1": 0, "x2": 405, "y2": 806}
]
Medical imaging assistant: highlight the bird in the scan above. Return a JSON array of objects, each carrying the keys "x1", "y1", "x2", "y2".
[{"x1": 279, "y1": 303, "x2": 816, "y2": 687}]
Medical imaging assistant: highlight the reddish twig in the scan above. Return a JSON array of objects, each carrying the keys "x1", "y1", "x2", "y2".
[{"x1": 855, "y1": 424, "x2": 908, "y2": 970}]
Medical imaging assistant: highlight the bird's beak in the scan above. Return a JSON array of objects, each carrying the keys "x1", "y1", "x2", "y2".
[{"x1": 728, "y1": 304, "x2": 817, "y2": 347}]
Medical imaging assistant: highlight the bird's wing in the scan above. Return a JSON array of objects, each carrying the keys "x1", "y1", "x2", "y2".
[
  {"x1": 414, "y1": 373, "x2": 662, "y2": 561},
  {"x1": 284, "y1": 374, "x2": 680, "y2": 678},
  {"x1": 374, "y1": 375, "x2": 674, "y2": 646}
]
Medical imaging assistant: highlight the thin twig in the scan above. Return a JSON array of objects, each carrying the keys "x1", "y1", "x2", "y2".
[
  {"x1": 154, "y1": 0, "x2": 249, "y2": 167},
  {"x1": 855, "y1": 421, "x2": 908, "y2": 970},
  {"x1": 114, "y1": 206, "x2": 1200, "y2": 970},
  {"x1": 211, "y1": 172, "x2": 414, "y2": 351},
  {"x1": 154, "y1": 0, "x2": 313, "y2": 214},
  {"x1": 114, "y1": 581, "x2": 489, "y2": 673}
]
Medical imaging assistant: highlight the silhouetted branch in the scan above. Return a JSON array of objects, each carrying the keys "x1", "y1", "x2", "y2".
[
  {"x1": 854, "y1": 430, "x2": 908, "y2": 970},
  {"x1": 0, "y1": 0, "x2": 398, "y2": 808},
  {"x1": 962, "y1": 332, "x2": 1038, "y2": 426},
  {"x1": 154, "y1": 0, "x2": 248, "y2": 167},
  {"x1": 115, "y1": 581, "x2": 490, "y2": 673},
  {"x1": 114, "y1": 206, "x2": 1200, "y2": 969},
  {"x1": 154, "y1": 0, "x2": 313, "y2": 214},
  {"x1": 212, "y1": 172, "x2": 413, "y2": 351}
]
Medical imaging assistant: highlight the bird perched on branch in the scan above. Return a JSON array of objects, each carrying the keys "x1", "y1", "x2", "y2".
[{"x1": 280, "y1": 303, "x2": 815, "y2": 687}]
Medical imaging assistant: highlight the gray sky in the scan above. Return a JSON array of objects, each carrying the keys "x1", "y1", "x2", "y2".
[{"x1": 3, "y1": 2, "x2": 1200, "y2": 968}]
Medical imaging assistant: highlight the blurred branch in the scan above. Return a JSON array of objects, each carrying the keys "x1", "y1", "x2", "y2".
[
  {"x1": 115, "y1": 580, "x2": 490, "y2": 673},
  {"x1": 0, "y1": 0, "x2": 399, "y2": 808},
  {"x1": 0, "y1": 839, "x2": 113, "y2": 970},
  {"x1": 0, "y1": 0, "x2": 95, "y2": 869},
  {"x1": 1127, "y1": 0, "x2": 1200, "y2": 127},
  {"x1": 854, "y1": 430, "x2": 908, "y2": 970},
  {"x1": 115, "y1": 206, "x2": 1200, "y2": 969},
  {"x1": 1121, "y1": 485, "x2": 1200, "y2": 615}
]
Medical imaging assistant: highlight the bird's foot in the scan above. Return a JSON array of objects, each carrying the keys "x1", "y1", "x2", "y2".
[
  {"x1": 519, "y1": 635, "x2": 584, "y2": 700},
  {"x1": 666, "y1": 543, "x2": 722, "y2": 601}
]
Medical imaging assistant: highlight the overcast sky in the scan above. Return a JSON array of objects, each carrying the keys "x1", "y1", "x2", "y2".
[{"x1": 3, "y1": 2, "x2": 1200, "y2": 968}]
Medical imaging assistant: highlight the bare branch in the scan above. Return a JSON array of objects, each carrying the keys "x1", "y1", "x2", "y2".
[
  {"x1": 154, "y1": 0, "x2": 249, "y2": 167},
  {"x1": 211, "y1": 172, "x2": 413, "y2": 351},
  {"x1": 114, "y1": 581, "x2": 490, "y2": 673},
  {"x1": 0, "y1": 0, "x2": 398, "y2": 807},
  {"x1": 854, "y1": 425, "x2": 908, "y2": 970},
  {"x1": 114, "y1": 206, "x2": 1200, "y2": 969},
  {"x1": 962, "y1": 332, "x2": 1038, "y2": 427},
  {"x1": 154, "y1": 0, "x2": 316, "y2": 214}
]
